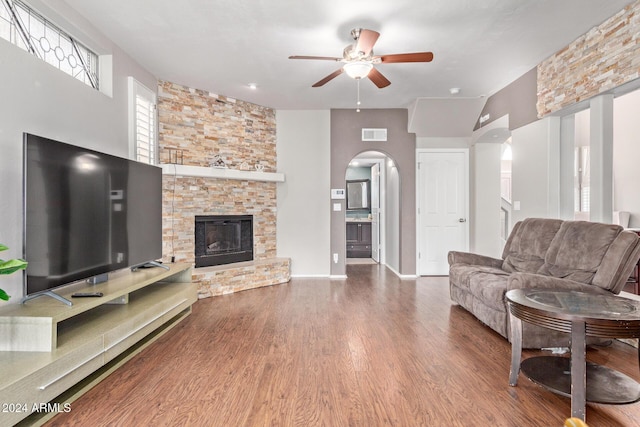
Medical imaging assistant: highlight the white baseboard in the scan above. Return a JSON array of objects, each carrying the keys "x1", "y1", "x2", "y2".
[
  {"x1": 291, "y1": 266, "x2": 417, "y2": 280},
  {"x1": 290, "y1": 274, "x2": 330, "y2": 279},
  {"x1": 386, "y1": 264, "x2": 418, "y2": 280}
]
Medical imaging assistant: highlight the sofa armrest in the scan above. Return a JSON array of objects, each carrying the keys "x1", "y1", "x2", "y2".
[
  {"x1": 448, "y1": 251, "x2": 504, "y2": 268},
  {"x1": 507, "y1": 272, "x2": 611, "y2": 295}
]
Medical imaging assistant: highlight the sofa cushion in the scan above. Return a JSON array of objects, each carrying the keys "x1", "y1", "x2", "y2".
[
  {"x1": 538, "y1": 221, "x2": 622, "y2": 284},
  {"x1": 501, "y1": 218, "x2": 563, "y2": 274},
  {"x1": 449, "y1": 264, "x2": 508, "y2": 292},
  {"x1": 467, "y1": 270, "x2": 510, "y2": 312}
]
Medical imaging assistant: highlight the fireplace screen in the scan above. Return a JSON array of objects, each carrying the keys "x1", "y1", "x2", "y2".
[
  {"x1": 206, "y1": 222, "x2": 241, "y2": 254},
  {"x1": 195, "y1": 215, "x2": 253, "y2": 267}
]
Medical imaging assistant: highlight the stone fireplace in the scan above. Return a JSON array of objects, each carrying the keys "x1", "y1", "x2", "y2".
[
  {"x1": 194, "y1": 215, "x2": 253, "y2": 267},
  {"x1": 158, "y1": 80, "x2": 290, "y2": 298}
]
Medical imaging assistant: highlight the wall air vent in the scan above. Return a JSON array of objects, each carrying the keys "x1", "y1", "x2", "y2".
[{"x1": 362, "y1": 128, "x2": 387, "y2": 142}]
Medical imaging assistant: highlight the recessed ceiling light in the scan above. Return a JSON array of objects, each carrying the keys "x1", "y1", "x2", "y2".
[
  {"x1": 449, "y1": 87, "x2": 460, "y2": 95},
  {"x1": 248, "y1": 83, "x2": 257, "y2": 90}
]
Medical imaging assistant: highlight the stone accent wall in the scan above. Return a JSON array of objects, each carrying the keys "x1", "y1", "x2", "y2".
[
  {"x1": 158, "y1": 81, "x2": 276, "y2": 171},
  {"x1": 537, "y1": 2, "x2": 640, "y2": 116},
  {"x1": 158, "y1": 80, "x2": 288, "y2": 297}
]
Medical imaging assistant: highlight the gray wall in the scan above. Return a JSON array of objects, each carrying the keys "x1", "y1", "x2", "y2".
[
  {"x1": 330, "y1": 109, "x2": 416, "y2": 276},
  {"x1": 0, "y1": 1, "x2": 156, "y2": 302},
  {"x1": 474, "y1": 68, "x2": 538, "y2": 131},
  {"x1": 276, "y1": 110, "x2": 331, "y2": 276}
]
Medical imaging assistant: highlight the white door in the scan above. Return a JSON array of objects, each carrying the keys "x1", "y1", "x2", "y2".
[
  {"x1": 417, "y1": 150, "x2": 468, "y2": 275},
  {"x1": 371, "y1": 163, "x2": 380, "y2": 262}
]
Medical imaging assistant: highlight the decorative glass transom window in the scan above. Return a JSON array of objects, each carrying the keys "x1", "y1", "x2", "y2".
[{"x1": 0, "y1": 0, "x2": 99, "y2": 89}]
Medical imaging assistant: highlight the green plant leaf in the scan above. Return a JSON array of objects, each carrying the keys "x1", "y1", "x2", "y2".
[
  {"x1": 0, "y1": 289, "x2": 9, "y2": 301},
  {"x1": 0, "y1": 244, "x2": 8, "y2": 252},
  {"x1": 0, "y1": 258, "x2": 28, "y2": 275}
]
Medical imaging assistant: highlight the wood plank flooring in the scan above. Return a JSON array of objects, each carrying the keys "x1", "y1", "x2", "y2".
[{"x1": 45, "y1": 265, "x2": 640, "y2": 426}]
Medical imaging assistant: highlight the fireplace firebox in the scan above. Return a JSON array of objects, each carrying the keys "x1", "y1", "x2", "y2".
[{"x1": 194, "y1": 215, "x2": 253, "y2": 267}]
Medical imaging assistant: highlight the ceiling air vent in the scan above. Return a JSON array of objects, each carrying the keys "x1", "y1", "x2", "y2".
[{"x1": 362, "y1": 128, "x2": 387, "y2": 142}]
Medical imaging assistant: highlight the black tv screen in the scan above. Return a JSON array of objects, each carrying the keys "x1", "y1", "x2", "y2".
[{"x1": 23, "y1": 133, "x2": 162, "y2": 295}]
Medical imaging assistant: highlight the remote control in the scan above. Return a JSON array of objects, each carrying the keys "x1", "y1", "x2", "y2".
[{"x1": 71, "y1": 292, "x2": 104, "y2": 298}]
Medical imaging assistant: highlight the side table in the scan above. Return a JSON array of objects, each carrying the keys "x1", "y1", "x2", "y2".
[{"x1": 506, "y1": 289, "x2": 640, "y2": 421}]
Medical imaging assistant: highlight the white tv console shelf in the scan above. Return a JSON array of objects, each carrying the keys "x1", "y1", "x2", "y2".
[{"x1": 0, "y1": 263, "x2": 196, "y2": 426}]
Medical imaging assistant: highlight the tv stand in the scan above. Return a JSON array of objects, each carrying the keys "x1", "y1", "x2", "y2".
[
  {"x1": 21, "y1": 290, "x2": 73, "y2": 306},
  {"x1": 0, "y1": 263, "x2": 195, "y2": 426}
]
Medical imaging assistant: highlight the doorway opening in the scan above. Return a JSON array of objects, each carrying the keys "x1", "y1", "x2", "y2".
[{"x1": 345, "y1": 151, "x2": 399, "y2": 269}]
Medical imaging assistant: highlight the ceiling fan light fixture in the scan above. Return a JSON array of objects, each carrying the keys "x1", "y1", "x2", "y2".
[
  {"x1": 289, "y1": 28, "x2": 432, "y2": 88},
  {"x1": 343, "y1": 61, "x2": 373, "y2": 79}
]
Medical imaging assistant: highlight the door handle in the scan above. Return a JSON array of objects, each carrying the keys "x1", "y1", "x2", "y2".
[{"x1": 458, "y1": 218, "x2": 467, "y2": 223}]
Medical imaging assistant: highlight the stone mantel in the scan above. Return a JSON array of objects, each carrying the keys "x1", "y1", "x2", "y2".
[{"x1": 161, "y1": 164, "x2": 285, "y2": 182}]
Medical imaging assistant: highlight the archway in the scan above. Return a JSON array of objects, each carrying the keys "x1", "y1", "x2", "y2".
[{"x1": 344, "y1": 150, "x2": 400, "y2": 272}]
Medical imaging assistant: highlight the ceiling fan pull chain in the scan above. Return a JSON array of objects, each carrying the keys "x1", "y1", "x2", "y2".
[{"x1": 356, "y1": 78, "x2": 361, "y2": 112}]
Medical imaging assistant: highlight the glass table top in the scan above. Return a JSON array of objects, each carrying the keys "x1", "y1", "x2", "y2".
[{"x1": 506, "y1": 289, "x2": 640, "y2": 320}]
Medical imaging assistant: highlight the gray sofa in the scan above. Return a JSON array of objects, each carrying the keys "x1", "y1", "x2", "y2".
[{"x1": 448, "y1": 218, "x2": 640, "y2": 348}]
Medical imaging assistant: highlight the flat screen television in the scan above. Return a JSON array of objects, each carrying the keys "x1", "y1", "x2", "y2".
[{"x1": 23, "y1": 133, "x2": 163, "y2": 304}]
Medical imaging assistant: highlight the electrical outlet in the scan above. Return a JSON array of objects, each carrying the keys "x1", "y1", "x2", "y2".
[{"x1": 333, "y1": 253, "x2": 339, "y2": 263}]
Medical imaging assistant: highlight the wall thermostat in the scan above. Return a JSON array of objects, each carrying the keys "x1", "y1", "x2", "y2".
[{"x1": 331, "y1": 188, "x2": 346, "y2": 199}]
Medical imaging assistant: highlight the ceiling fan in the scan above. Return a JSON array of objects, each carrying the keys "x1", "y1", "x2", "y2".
[{"x1": 289, "y1": 28, "x2": 434, "y2": 88}]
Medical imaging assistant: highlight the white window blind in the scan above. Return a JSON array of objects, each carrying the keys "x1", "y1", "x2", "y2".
[
  {"x1": 129, "y1": 78, "x2": 157, "y2": 164},
  {"x1": 575, "y1": 146, "x2": 590, "y2": 212}
]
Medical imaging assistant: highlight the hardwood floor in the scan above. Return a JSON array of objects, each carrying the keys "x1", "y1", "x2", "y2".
[{"x1": 45, "y1": 265, "x2": 640, "y2": 426}]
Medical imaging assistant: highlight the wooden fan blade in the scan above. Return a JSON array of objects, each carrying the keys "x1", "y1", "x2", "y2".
[
  {"x1": 355, "y1": 29, "x2": 380, "y2": 56},
  {"x1": 379, "y1": 52, "x2": 434, "y2": 63},
  {"x1": 289, "y1": 55, "x2": 342, "y2": 61},
  {"x1": 368, "y1": 67, "x2": 391, "y2": 88},
  {"x1": 312, "y1": 68, "x2": 344, "y2": 87}
]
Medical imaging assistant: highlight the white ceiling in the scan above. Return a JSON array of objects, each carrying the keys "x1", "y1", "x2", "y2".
[{"x1": 61, "y1": 0, "x2": 633, "y2": 113}]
